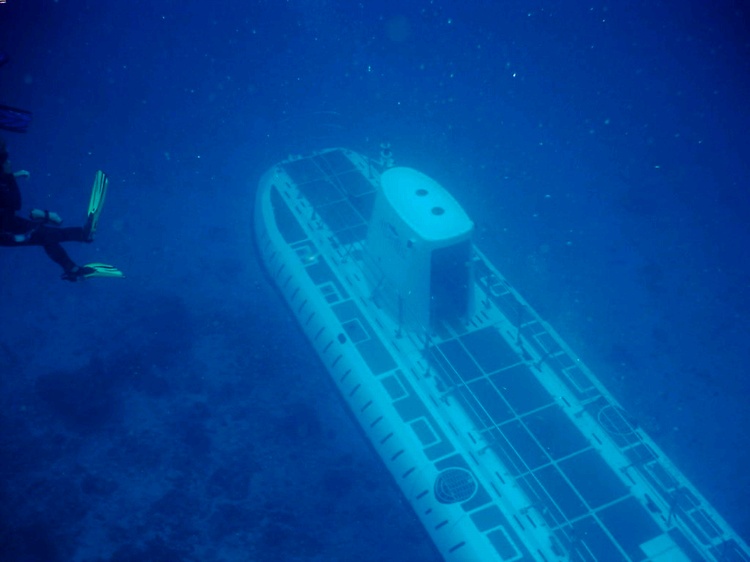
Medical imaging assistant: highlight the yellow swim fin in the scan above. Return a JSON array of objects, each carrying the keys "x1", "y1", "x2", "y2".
[
  {"x1": 83, "y1": 170, "x2": 109, "y2": 241},
  {"x1": 80, "y1": 263, "x2": 124, "y2": 279},
  {"x1": 61, "y1": 262, "x2": 124, "y2": 282}
]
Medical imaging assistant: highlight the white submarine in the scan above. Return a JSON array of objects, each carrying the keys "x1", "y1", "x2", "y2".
[{"x1": 254, "y1": 146, "x2": 749, "y2": 561}]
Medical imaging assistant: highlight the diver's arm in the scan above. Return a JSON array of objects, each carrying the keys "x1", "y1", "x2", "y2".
[{"x1": 29, "y1": 208, "x2": 63, "y2": 225}]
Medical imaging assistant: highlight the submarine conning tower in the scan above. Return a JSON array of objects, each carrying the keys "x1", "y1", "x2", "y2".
[{"x1": 366, "y1": 167, "x2": 475, "y2": 333}]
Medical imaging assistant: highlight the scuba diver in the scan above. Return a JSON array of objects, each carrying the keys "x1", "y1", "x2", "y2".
[
  {"x1": 0, "y1": 141, "x2": 123, "y2": 281},
  {"x1": 0, "y1": 53, "x2": 121, "y2": 281}
]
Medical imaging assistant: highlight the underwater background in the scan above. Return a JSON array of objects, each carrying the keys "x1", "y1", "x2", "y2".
[{"x1": 1, "y1": 1, "x2": 748, "y2": 560}]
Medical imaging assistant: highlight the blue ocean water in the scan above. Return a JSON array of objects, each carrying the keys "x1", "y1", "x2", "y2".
[{"x1": 1, "y1": 1, "x2": 748, "y2": 560}]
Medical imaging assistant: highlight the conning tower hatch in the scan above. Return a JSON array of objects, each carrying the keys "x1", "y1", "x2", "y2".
[{"x1": 366, "y1": 167, "x2": 475, "y2": 332}]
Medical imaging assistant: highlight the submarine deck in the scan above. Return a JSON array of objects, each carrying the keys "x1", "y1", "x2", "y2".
[{"x1": 256, "y1": 148, "x2": 749, "y2": 562}]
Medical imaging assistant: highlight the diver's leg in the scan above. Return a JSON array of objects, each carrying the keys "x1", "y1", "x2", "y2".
[
  {"x1": 43, "y1": 242, "x2": 77, "y2": 273},
  {"x1": 27, "y1": 225, "x2": 82, "y2": 275},
  {"x1": 29, "y1": 225, "x2": 87, "y2": 244},
  {"x1": 1, "y1": 215, "x2": 35, "y2": 237},
  {"x1": 56, "y1": 226, "x2": 87, "y2": 243},
  {"x1": 21, "y1": 223, "x2": 120, "y2": 281}
]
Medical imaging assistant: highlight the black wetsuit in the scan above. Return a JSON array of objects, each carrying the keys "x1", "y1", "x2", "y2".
[{"x1": 0, "y1": 170, "x2": 86, "y2": 274}]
